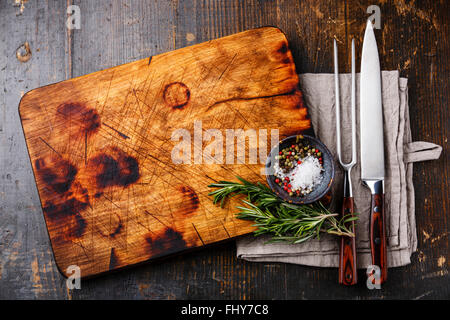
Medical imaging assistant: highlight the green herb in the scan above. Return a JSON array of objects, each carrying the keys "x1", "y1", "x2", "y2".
[{"x1": 208, "y1": 176, "x2": 357, "y2": 244}]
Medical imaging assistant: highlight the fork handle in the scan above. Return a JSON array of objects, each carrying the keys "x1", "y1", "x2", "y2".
[{"x1": 339, "y1": 171, "x2": 358, "y2": 285}]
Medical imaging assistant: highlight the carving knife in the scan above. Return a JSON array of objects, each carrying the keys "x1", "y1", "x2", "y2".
[{"x1": 360, "y1": 19, "x2": 388, "y2": 284}]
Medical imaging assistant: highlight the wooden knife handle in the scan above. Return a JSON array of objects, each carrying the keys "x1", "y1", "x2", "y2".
[
  {"x1": 368, "y1": 181, "x2": 388, "y2": 284},
  {"x1": 339, "y1": 196, "x2": 358, "y2": 285}
]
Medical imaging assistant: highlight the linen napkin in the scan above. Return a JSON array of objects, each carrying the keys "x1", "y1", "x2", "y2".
[{"x1": 236, "y1": 71, "x2": 442, "y2": 268}]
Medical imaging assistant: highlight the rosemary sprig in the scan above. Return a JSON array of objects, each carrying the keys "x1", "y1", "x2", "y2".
[{"x1": 208, "y1": 176, "x2": 357, "y2": 243}]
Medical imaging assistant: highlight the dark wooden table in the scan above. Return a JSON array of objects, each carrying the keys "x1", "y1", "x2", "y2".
[{"x1": 0, "y1": 0, "x2": 448, "y2": 299}]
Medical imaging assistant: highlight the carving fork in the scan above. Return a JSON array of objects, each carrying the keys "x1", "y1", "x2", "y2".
[{"x1": 334, "y1": 38, "x2": 358, "y2": 285}]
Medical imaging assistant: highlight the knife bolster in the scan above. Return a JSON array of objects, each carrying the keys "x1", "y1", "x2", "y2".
[{"x1": 362, "y1": 179, "x2": 384, "y2": 195}]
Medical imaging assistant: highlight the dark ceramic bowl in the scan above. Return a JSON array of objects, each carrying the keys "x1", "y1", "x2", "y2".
[{"x1": 265, "y1": 135, "x2": 335, "y2": 204}]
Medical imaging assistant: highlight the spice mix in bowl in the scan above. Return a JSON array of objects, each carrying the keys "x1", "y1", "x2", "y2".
[{"x1": 265, "y1": 135, "x2": 334, "y2": 204}]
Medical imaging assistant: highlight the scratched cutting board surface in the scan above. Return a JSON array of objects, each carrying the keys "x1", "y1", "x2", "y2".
[{"x1": 19, "y1": 27, "x2": 312, "y2": 278}]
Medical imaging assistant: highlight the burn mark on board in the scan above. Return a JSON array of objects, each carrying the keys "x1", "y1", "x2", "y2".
[
  {"x1": 87, "y1": 147, "x2": 140, "y2": 189},
  {"x1": 294, "y1": 91, "x2": 305, "y2": 109},
  {"x1": 34, "y1": 106, "x2": 142, "y2": 243},
  {"x1": 163, "y1": 82, "x2": 191, "y2": 110},
  {"x1": 177, "y1": 185, "x2": 200, "y2": 216},
  {"x1": 34, "y1": 157, "x2": 77, "y2": 194},
  {"x1": 49, "y1": 212, "x2": 87, "y2": 241},
  {"x1": 145, "y1": 227, "x2": 187, "y2": 256},
  {"x1": 274, "y1": 41, "x2": 294, "y2": 65},
  {"x1": 73, "y1": 213, "x2": 88, "y2": 238},
  {"x1": 34, "y1": 155, "x2": 90, "y2": 240},
  {"x1": 43, "y1": 188, "x2": 89, "y2": 221},
  {"x1": 42, "y1": 183, "x2": 90, "y2": 240},
  {"x1": 282, "y1": 57, "x2": 292, "y2": 64},
  {"x1": 94, "y1": 192, "x2": 103, "y2": 199},
  {"x1": 277, "y1": 42, "x2": 288, "y2": 54},
  {"x1": 57, "y1": 102, "x2": 101, "y2": 136}
]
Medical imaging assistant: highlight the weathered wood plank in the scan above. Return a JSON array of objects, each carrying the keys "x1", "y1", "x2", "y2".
[
  {"x1": 71, "y1": 0, "x2": 177, "y2": 76},
  {"x1": 0, "y1": 0, "x2": 70, "y2": 299}
]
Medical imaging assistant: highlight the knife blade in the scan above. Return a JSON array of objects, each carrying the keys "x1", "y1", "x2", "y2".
[{"x1": 360, "y1": 19, "x2": 388, "y2": 284}]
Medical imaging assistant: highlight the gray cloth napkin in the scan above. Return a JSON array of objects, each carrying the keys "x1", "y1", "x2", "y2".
[{"x1": 236, "y1": 71, "x2": 442, "y2": 268}]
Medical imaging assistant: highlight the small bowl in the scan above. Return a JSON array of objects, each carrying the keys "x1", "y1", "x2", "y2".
[{"x1": 265, "y1": 135, "x2": 335, "y2": 204}]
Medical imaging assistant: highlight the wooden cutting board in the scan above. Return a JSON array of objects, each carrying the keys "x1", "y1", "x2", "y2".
[{"x1": 19, "y1": 27, "x2": 312, "y2": 278}]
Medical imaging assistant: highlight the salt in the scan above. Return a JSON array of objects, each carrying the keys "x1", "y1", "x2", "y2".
[{"x1": 274, "y1": 155, "x2": 323, "y2": 193}]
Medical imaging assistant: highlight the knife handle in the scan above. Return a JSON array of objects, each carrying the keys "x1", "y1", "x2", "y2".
[
  {"x1": 339, "y1": 196, "x2": 358, "y2": 285},
  {"x1": 366, "y1": 180, "x2": 388, "y2": 284}
]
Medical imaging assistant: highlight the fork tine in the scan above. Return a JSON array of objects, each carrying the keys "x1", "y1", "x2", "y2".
[
  {"x1": 334, "y1": 38, "x2": 342, "y2": 164},
  {"x1": 351, "y1": 38, "x2": 357, "y2": 163},
  {"x1": 335, "y1": 38, "x2": 357, "y2": 167}
]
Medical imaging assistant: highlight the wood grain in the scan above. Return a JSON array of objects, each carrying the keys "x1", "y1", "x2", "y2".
[
  {"x1": 19, "y1": 27, "x2": 310, "y2": 278},
  {"x1": 339, "y1": 196, "x2": 357, "y2": 285}
]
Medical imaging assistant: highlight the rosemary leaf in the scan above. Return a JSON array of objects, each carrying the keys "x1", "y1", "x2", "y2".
[{"x1": 208, "y1": 176, "x2": 357, "y2": 243}]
